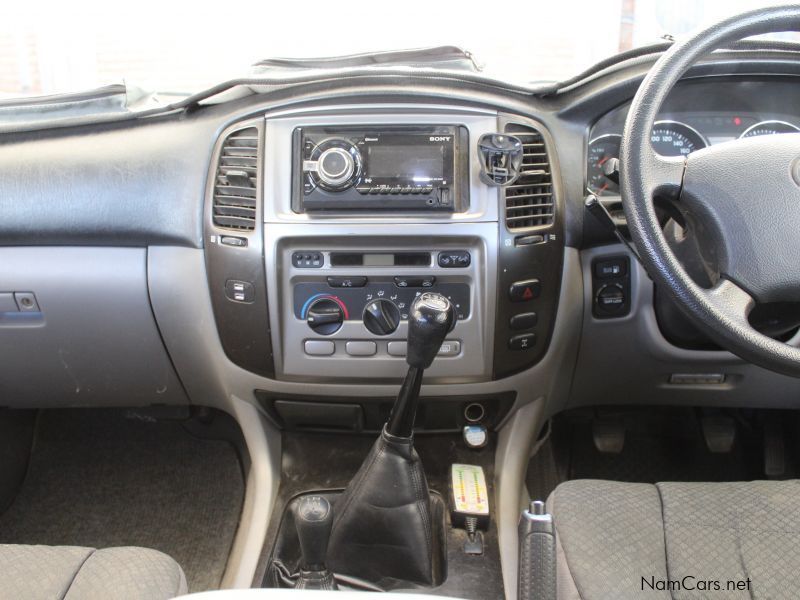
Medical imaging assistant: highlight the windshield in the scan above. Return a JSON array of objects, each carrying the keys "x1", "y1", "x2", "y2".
[{"x1": 2, "y1": 0, "x2": 798, "y2": 100}]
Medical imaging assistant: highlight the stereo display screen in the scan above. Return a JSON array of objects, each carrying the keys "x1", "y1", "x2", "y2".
[{"x1": 365, "y1": 143, "x2": 444, "y2": 181}]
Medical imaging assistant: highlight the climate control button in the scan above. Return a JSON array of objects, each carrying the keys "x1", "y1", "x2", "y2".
[{"x1": 363, "y1": 299, "x2": 401, "y2": 335}]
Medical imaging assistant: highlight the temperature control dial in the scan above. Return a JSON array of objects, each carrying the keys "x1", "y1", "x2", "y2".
[
  {"x1": 307, "y1": 298, "x2": 345, "y2": 335},
  {"x1": 363, "y1": 299, "x2": 401, "y2": 335}
]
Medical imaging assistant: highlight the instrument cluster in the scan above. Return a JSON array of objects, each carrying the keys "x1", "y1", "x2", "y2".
[{"x1": 588, "y1": 110, "x2": 800, "y2": 197}]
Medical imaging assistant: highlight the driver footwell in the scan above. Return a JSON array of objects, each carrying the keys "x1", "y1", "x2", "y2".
[{"x1": 526, "y1": 407, "x2": 800, "y2": 501}]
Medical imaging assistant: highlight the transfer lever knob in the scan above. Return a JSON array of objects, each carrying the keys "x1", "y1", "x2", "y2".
[
  {"x1": 406, "y1": 292, "x2": 455, "y2": 370},
  {"x1": 294, "y1": 495, "x2": 334, "y2": 571}
]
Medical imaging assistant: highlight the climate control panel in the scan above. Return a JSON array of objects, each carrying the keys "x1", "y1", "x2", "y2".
[{"x1": 294, "y1": 280, "x2": 471, "y2": 336}]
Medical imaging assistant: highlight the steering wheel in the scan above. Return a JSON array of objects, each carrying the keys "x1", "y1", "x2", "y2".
[{"x1": 621, "y1": 5, "x2": 800, "y2": 377}]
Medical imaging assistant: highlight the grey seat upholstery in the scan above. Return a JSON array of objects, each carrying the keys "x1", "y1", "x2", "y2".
[
  {"x1": 548, "y1": 479, "x2": 800, "y2": 600},
  {"x1": 0, "y1": 544, "x2": 188, "y2": 600}
]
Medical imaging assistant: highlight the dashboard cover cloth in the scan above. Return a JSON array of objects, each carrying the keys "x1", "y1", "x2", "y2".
[
  {"x1": 327, "y1": 428, "x2": 435, "y2": 586},
  {"x1": 548, "y1": 479, "x2": 800, "y2": 600},
  {"x1": 0, "y1": 544, "x2": 187, "y2": 600}
]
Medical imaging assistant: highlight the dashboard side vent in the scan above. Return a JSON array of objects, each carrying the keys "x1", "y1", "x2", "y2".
[
  {"x1": 213, "y1": 126, "x2": 259, "y2": 230},
  {"x1": 502, "y1": 123, "x2": 554, "y2": 231}
]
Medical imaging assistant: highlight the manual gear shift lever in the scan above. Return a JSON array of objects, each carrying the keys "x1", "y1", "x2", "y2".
[
  {"x1": 387, "y1": 292, "x2": 455, "y2": 438},
  {"x1": 293, "y1": 495, "x2": 337, "y2": 590},
  {"x1": 327, "y1": 292, "x2": 455, "y2": 586}
]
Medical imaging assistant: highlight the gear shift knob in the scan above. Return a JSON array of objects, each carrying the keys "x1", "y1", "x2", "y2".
[
  {"x1": 294, "y1": 495, "x2": 333, "y2": 571},
  {"x1": 406, "y1": 292, "x2": 456, "y2": 370}
]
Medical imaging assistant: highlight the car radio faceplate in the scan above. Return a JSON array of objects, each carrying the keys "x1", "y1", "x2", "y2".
[{"x1": 292, "y1": 125, "x2": 469, "y2": 213}]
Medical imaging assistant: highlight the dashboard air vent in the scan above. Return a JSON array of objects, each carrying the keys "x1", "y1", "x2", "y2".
[
  {"x1": 213, "y1": 126, "x2": 259, "y2": 230},
  {"x1": 502, "y1": 123, "x2": 554, "y2": 231}
]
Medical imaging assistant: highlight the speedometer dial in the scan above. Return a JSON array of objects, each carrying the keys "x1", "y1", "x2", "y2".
[
  {"x1": 650, "y1": 121, "x2": 708, "y2": 157},
  {"x1": 587, "y1": 134, "x2": 622, "y2": 196},
  {"x1": 740, "y1": 120, "x2": 800, "y2": 138}
]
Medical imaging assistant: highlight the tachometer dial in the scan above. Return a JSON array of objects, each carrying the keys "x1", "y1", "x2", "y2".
[
  {"x1": 650, "y1": 121, "x2": 708, "y2": 157},
  {"x1": 740, "y1": 120, "x2": 800, "y2": 138},
  {"x1": 587, "y1": 134, "x2": 622, "y2": 196}
]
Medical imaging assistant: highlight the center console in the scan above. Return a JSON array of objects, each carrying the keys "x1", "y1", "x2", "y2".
[
  {"x1": 205, "y1": 105, "x2": 564, "y2": 387},
  {"x1": 201, "y1": 104, "x2": 565, "y2": 599}
]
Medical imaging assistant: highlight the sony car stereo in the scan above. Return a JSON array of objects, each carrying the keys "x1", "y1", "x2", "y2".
[{"x1": 292, "y1": 125, "x2": 469, "y2": 212}]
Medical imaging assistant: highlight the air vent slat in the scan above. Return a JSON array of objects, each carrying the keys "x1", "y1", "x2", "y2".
[
  {"x1": 212, "y1": 126, "x2": 259, "y2": 231},
  {"x1": 215, "y1": 185, "x2": 257, "y2": 198},
  {"x1": 214, "y1": 195, "x2": 257, "y2": 209},
  {"x1": 503, "y1": 123, "x2": 554, "y2": 231},
  {"x1": 507, "y1": 203, "x2": 554, "y2": 212},
  {"x1": 212, "y1": 215, "x2": 257, "y2": 229},
  {"x1": 215, "y1": 205, "x2": 256, "y2": 218},
  {"x1": 506, "y1": 213, "x2": 554, "y2": 222},
  {"x1": 221, "y1": 156, "x2": 258, "y2": 168},
  {"x1": 506, "y1": 182, "x2": 552, "y2": 192}
]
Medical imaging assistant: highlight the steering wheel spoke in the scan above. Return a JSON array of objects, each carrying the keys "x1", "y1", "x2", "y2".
[
  {"x1": 706, "y1": 278, "x2": 755, "y2": 327},
  {"x1": 645, "y1": 150, "x2": 686, "y2": 201}
]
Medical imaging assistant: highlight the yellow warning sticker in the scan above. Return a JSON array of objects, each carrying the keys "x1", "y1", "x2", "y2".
[{"x1": 451, "y1": 463, "x2": 489, "y2": 515}]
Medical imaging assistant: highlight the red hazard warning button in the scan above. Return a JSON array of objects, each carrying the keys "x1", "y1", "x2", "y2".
[{"x1": 509, "y1": 279, "x2": 541, "y2": 302}]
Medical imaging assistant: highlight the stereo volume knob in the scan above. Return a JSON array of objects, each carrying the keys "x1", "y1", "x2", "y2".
[
  {"x1": 363, "y1": 299, "x2": 401, "y2": 335},
  {"x1": 307, "y1": 298, "x2": 344, "y2": 335},
  {"x1": 317, "y1": 147, "x2": 355, "y2": 189}
]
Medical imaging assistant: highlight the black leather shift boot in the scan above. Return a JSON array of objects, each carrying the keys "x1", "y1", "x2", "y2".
[{"x1": 327, "y1": 427, "x2": 435, "y2": 586}]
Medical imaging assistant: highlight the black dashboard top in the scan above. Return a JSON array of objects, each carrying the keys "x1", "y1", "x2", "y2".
[{"x1": 0, "y1": 46, "x2": 799, "y2": 250}]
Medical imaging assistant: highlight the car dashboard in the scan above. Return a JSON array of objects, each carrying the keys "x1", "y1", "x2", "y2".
[{"x1": 2, "y1": 53, "x2": 800, "y2": 423}]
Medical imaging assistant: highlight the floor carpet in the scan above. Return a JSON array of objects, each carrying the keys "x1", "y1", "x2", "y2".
[{"x1": 0, "y1": 408, "x2": 245, "y2": 592}]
